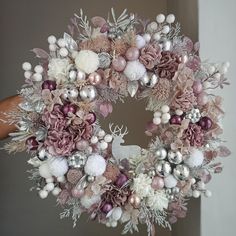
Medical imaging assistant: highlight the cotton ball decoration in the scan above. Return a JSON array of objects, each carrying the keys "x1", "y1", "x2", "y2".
[
  {"x1": 84, "y1": 154, "x2": 106, "y2": 176},
  {"x1": 47, "y1": 157, "x2": 68, "y2": 177},
  {"x1": 80, "y1": 194, "x2": 101, "y2": 209},
  {"x1": 135, "y1": 35, "x2": 146, "y2": 49},
  {"x1": 111, "y1": 207, "x2": 123, "y2": 221},
  {"x1": 39, "y1": 163, "x2": 52, "y2": 179},
  {"x1": 164, "y1": 174, "x2": 177, "y2": 188},
  {"x1": 123, "y1": 60, "x2": 146, "y2": 81},
  {"x1": 185, "y1": 148, "x2": 204, "y2": 168},
  {"x1": 75, "y1": 50, "x2": 99, "y2": 74}
]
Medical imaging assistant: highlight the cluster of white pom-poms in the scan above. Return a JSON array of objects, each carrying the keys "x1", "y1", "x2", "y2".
[
  {"x1": 153, "y1": 105, "x2": 171, "y2": 125},
  {"x1": 90, "y1": 129, "x2": 113, "y2": 151}
]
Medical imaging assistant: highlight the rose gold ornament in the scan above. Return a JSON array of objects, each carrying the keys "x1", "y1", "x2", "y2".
[
  {"x1": 128, "y1": 194, "x2": 141, "y2": 208},
  {"x1": 88, "y1": 72, "x2": 102, "y2": 85},
  {"x1": 71, "y1": 187, "x2": 84, "y2": 198}
]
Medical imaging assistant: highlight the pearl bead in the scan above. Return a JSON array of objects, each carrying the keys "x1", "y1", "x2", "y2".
[
  {"x1": 91, "y1": 136, "x2": 98, "y2": 144},
  {"x1": 57, "y1": 38, "x2": 66, "y2": 47},
  {"x1": 52, "y1": 187, "x2": 61, "y2": 196},
  {"x1": 22, "y1": 62, "x2": 32, "y2": 71},
  {"x1": 136, "y1": 35, "x2": 146, "y2": 49},
  {"x1": 57, "y1": 176, "x2": 66, "y2": 183},
  {"x1": 148, "y1": 21, "x2": 158, "y2": 31},
  {"x1": 197, "y1": 181, "x2": 205, "y2": 189},
  {"x1": 111, "y1": 221, "x2": 118, "y2": 228},
  {"x1": 175, "y1": 109, "x2": 183, "y2": 116},
  {"x1": 190, "y1": 178, "x2": 196, "y2": 184},
  {"x1": 104, "y1": 134, "x2": 113, "y2": 143},
  {"x1": 59, "y1": 47, "x2": 68, "y2": 57},
  {"x1": 49, "y1": 44, "x2": 57, "y2": 51},
  {"x1": 125, "y1": 47, "x2": 140, "y2": 61},
  {"x1": 153, "y1": 117, "x2": 161, "y2": 125},
  {"x1": 156, "y1": 14, "x2": 165, "y2": 23},
  {"x1": 47, "y1": 35, "x2": 57, "y2": 44},
  {"x1": 153, "y1": 32, "x2": 161, "y2": 41},
  {"x1": 33, "y1": 73, "x2": 43, "y2": 82},
  {"x1": 166, "y1": 14, "x2": 175, "y2": 24},
  {"x1": 99, "y1": 141, "x2": 108, "y2": 150},
  {"x1": 45, "y1": 183, "x2": 55, "y2": 191},
  {"x1": 88, "y1": 72, "x2": 102, "y2": 85},
  {"x1": 214, "y1": 72, "x2": 221, "y2": 79},
  {"x1": 162, "y1": 25, "x2": 170, "y2": 34},
  {"x1": 39, "y1": 190, "x2": 48, "y2": 199},
  {"x1": 112, "y1": 56, "x2": 126, "y2": 72},
  {"x1": 143, "y1": 33, "x2": 151, "y2": 43},
  {"x1": 24, "y1": 71, "x2": 32, "y2": 79},
  {"x1": 197, "y1": 92, "x2": 208, "y2": 106},
  {"x1": 115, "y1": 174, "x2": 128, "y2": 187},
  {"x1": 161, "y1": 105, "x2": 170, "y2": 113},
  {"x1": 34, "y1": 65, "x2": 44, "y2": 74},
  {"x1": 151, "y1": 176, "x2": 164, "y2": 190},
  {"x1": 192, "y1": 190, "x2": 201, "y2": 198}
]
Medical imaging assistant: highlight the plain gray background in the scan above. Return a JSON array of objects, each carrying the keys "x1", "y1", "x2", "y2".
[{"x1": 0, "y1": 0, "x2": 199, "y2": 235}]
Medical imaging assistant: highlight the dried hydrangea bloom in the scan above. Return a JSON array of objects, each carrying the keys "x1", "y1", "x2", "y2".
[
  {"x1": 111, "y1": 38, "x2": 129, "y2": 55},
  {"x1": 152, "y1": 78, "x2": 171, "y2": 101},
  {"x1": 103, "y1": 163, "x2": 120, "y2": 182},
  {"x1": 67, "y1": 169, "x2": 83, "y2": 184}
]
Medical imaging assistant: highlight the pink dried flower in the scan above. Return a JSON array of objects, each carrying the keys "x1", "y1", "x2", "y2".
[
  {"x1": 156, "y1": 51, "x2": 181, "y2": 80},
  {"x1": 152, "y1": 78, "x2": 171, "y2": 101},
  {"x1": 182, "y1": 124, "x2": 204, "y2": 147},
  {"x1": 139, "y1": 43, "x2": 161, "y2": 69}
]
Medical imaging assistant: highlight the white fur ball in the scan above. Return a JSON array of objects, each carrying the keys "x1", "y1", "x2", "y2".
[
  {"x1": 185, "y1": 149, "x2": 204, "y2": 168},
  {"x1": 124, "y1": 60, "x2": 146, "y2": 81},
  {"x1": 80, "y1": 194, "x2": 101, "y2": 209},
  {"x1": 84, "y1": 154, "x2": 106, "y2": 176},
  {"x1": 111, "y1": 207, "x2": 123, "y2": 221},
  {"x1": 136, "y1": 35, "x2": 146, "y2": 49},
  {"x1": 164, "y1": 174, "x2": 177, "y2": 188},
  {"x1": 75, "y1": 50, "x2": 99, "y2": 74},
  {"x1": 39, "y1": 163, "x2": 52, "y2": 179},
  {"x1": 47, "y1": 157, "x2": 68, "y2": 177}
]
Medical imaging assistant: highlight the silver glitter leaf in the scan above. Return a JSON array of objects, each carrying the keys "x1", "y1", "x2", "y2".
[
  {"x1": 127, "y1": 81, "x2": 139, "y2": 97},
  {"x1": 64, "y1": 32, "x2": 78, "y2": 51}
]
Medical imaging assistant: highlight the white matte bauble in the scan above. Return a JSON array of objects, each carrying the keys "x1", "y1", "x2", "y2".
[
  {"x1": 84, "y1": 154, "x2": 106, "y2": 176},
  {"x1": 185, "y1": 148, "x2": 204, "y2": 168},
  {"x1": 75, "y1": 50, "x2": 99, "y2": 74},
  {"x1": 136, "y1": 35, "x2": 146, "y2": 49},
  {"x1": 124, "y1": 60, "x2": 146, "y2": 81},
  {"x1": 39, "y1": 163, "x2": 52, "y2": 179},
  {"x1": 164, "y1": 174, "x2": 178, "y2": 188},
  {"x1": 48, "y1": 157, "x2": 68, "y2": 177},
  {"x1": 79, "y1": 85, "x2": 97, "y2": 102},
  {"x1": 62, "y1": 86, "x2": 79, "y2": 100}
]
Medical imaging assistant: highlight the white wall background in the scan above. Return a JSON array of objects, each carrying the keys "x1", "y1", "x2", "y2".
[{"x1": 199, "y1": 0, "x2": 236, "y2": 235}]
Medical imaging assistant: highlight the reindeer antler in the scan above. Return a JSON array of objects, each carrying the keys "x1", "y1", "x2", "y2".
[{"x1": 109, "y1": 123, "x2": 129, "y2": 137}]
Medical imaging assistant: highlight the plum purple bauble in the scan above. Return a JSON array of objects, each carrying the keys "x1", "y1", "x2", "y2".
[
  {"x1": 42, "y1": 80, "x2": 57, "y2": 91},
  {"x1": 125, "y1": 47, "x2": 140, "y2": 61},
  {"x1": 101, "y1": 203, "x2": 113, "y2": 213},
  {"x1": 112, "y1": 56, "x2": 127, "y2": 72},
  {"x1": 198, "y1": 116, "x2": 213, "y2": 130},
  {"x1": 115, "y1": 173, "x2": 128, "y2": 187},
  {"x1": 151, "y1": 176, "x2": 164, "y2": 190},
  {"x1": 26, "y1": 136, "x2": 39, "y2": 150},
  {"x1": 170, "y1": 115, "x2": 182, "y2": 125},
  {"x1": 62, "y1": 104, "x2": 77, "y2": 116}
]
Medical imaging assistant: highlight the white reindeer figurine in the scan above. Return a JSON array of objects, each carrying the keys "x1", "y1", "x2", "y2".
[{"x1": 109, "y1": 124, "x2": 142, "y2": 161}]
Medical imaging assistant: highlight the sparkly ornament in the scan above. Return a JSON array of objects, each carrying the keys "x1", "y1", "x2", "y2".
[
  {"x1": 79, "y1": 85, "x2": 97, "y2": 102},
  {"x1": 98, "y1": 52, "x2": 111, "y2": 69},
  {"x1": 185, "y1": 108, "x2": 201, "y2": 123},
  {"x1": 68, "y1": 69, "x2": 77, "y2": 82},
  {"x1": 125, "y1": 47, "x2": 140, "y2": 61},
  {"x1": 87, "y1": 175, "x2": 95, "y2": 182},
  {"x1": 148, "y1": 169, "x2": 156, "y2": 178},
  {"x1": 155, "y1": 161, "x2": 172, "y2": 177},
  {"x1": 42, "y1": 80, "x2": 57, "y2": 91},
  {"x1": 167, "y1": 150, "x2": 183, "y2": 165},
  {"x1": 155, "y1": 147, "x2": 167, "y2": 160},
  {"x1": 77, "y1": 69, "x2": 86, "y2": 80},
  {"x1": 173, "y1": 164, "x2": 190, "y2": 181},
  {"x1": 62, "y1": 86, "x2": 79, "y2": 100},
  {"x1": 115, "y1": 173, "x2": 128, "y2": 187},
  {"x1": 140, "y1": 73, "x2": 159, "y2": 88},
  {"x1": 128, "y1": 194, "x2": 141, "y2": 208},
  {"x1": 112, "y1": 56, "x2": 127, "y2": 72},
  {"x1": 67, "y1": 169, "x2": 83, "y2": 184},
  {"x1": 198, "y1": 116, "x2": 213, "y2": 130},
  {"x1": 88, "y1": 72, "x2": 102, "y2": 85},
  {"x1": 84, "y1": 154, "x2": 106, "y2": 176},
  {"x1": 68, "y1": 152, "x2": 87, "y2": 168}
]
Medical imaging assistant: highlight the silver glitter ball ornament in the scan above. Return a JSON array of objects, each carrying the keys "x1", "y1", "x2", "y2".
[
  {"x1": 68, "y1": 152, "x2": 87, "y2": 168},
  {"x1": 160, "y1": 39, "x2": 172, "y2": 51},
  {"x1": 185, "y1": 108, "x2": 201, "y2": 123},
  {"x1": 173, "y1": 164, "x2": 190, "y2": 181},
  {"x1": 167, "y1": 150, "x2": 183, "y2": 165},
  {"x1": 140, "y1": 73, "x2": 159, "y2": 88},
  {"x1": 155, "y1": 161, "x2": 172, "y2": 177},
  {"x1": 172, "y1": 187, "x2": 180, "y2": 194},
  {"x1": 148, "y1": 169, "x2": 156, "y2": 178},
  {"x1": 69, "y1": 70, "x2": 77, "y2": 82},
  {"x1": 62, "y1": 86, "x2": 79, "y2": 100},
  {"x1": 155, "y1": 147, "x2": 167, "y2": 160},
  {"x1": 98, "y1": 52, "x2": 111, "y2": 69},
  {"x1": 79, "y1": 85, "x2": 97, "y2": 102},
  {"x1": 35, "y1": 101, "x2": 46, "y2": 113},
  {"x1": 87, "y1": 175, "x2": 95, "y2": 182},
  {"x1": 77, "y1": 69, "x2": 86, "y2": 80}
]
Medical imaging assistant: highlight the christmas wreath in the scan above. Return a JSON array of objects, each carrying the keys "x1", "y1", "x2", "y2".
[{"x1": 3, "y1": 9, "x2": 231, "y2": 235}]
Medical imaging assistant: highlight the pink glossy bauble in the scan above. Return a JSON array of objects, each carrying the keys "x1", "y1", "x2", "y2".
[
  {"x1": 101, "y1": 203, "x2": 113, "y2": 213},
  {"x1": 71, "y1": 187, "x2": 84, "y2": 198},
  {"x1": 42, "y1": 80, "x2": 57, "y2": 91},
  {"x1": 170, "y1": 115, "x2": 182, "y2": 125},
  {"x1": 115, "y1": 173, "x2": 128, "y2": 187},
  {"x1": 62, "y1": 104, "x2": 77, "y2": 116},
  {"x1": 76, "y1": 139, "x2": 89, "y2": 151},
  {"x1": 193, "y1": 80, "x2": 203, "y2": 94},
  {"x1": 151, "y1": 176, "x2": 165, "y2": 190},
  {"x1": 112, "y1": 56, "x2": 127, "y2": 72},
  {"x1": 198, "y1": 116, "x2": 213, "y2": 130},
  {"x1": 197, "y1": 92, "x2": 208, "y2": 106},
  {"x1": 125, "y1": 47, "x2": 140, "y2": 61},
  {"x1": 26, "y1": 136, "x2": 39, "y2": 150},
  {"x1": 88, "y1": 72, "x2": 102, "y2": 85}
]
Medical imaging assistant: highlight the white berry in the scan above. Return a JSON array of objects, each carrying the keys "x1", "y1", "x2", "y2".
[
  {"x1": 204, "y1": 190, "x2": 212, "y2": 198},
  {"x1": 34, "y1": 65, "x2": 44, "y2": 74},
  {"x1": 143, "y1": 33, "x2": 151, "y2": 43},
  {"x1": 99, "y1": 141, "x2": 108, "y2": 150},
  {"x1": 49, "y1": 44, "x2": 57, "y2": 52},
  {"x1": 57, "y1": 176, "x2": 66, "y2": 183},
  {"x1": 208, "y1": 65, "x2": 215, "y2": 74},
  {"x1": 154, "y1": 111, "x2": 162, "y2": 117},
  {"x1": 52, "y1": 187, "x2": 61, "y2": 196},
  {"x1": 156, "y1": 14, "x2": 165, "y2": 23},
  {"x1": 192, "y1": 190, "x2": 201, "y2": 198},
  {"x1": 166, "y1": 14, "x2": 175, "y2": 24},
  {"x1": 214, "y1": 73, "x2": 221, "y2": 79},
  {"x1": 33, "y1": 73, "x2": 43, "y2": 82},
  {"x1": 59, "y1": 48, "x2": 68, "y2": 57},
  {"x1": 45, "y1": 183, "x2": 55, "y2": 192},
  {"x1": 161, "y1": 105, "x2": 170, "y2": 113},
  {"x1": 153, "y1": 32, "x2": 161, "y2": 41},
  {"x1": 197, "y1": 181, "x2": 205, "y2": 190},
  {"x1": 47, "y1": 35, "x2": 57, "y2": 44},
  {"x1": 175, "y1": 109, "x2": 183, "y2": 116},
  {"x1": 111, "y1": 221, "x2": 118, "y2": 228},
  {"x1": 153, "y1": 117, "x2": 161, "y2": 125},
  {"x1": 46, "y1": 177, "x2": 54, "y2": 183},
  {"x1": 162, "y1": 25, "x2": 170, "y2": 34},
  {"x1": 162, "y1": 113, "x2": 171, "y2": 120},
  {"x1": 22, "y1": 62, "x2": 32, "y2": 71},
  {"x1": 190, "y1": 178, "x2": 196, "y2": 185},
  {"x1": 24, "y1": 71, "x2": 32, "y2": 79},
  {"x1": 39, "y1": 190, "x2": 48, "y2": 199},
  {"x1": 91, "y1": 136, "x2": 98, "y2": 144},
  {"x1": 57, "y1": 38, "x2": 66, "y2": 47},
  {"x1": 148, "y1": 21, "x2": 158, "y2": 31},
  {"x1": 98, "y1": 130, "x2": 106, "y2": 138},
  {"x1": 104, "y1": 134, "x2": 113, "y2": 143}
]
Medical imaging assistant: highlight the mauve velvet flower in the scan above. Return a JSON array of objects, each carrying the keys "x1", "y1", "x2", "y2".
[
  {"x1": 156, "y1": 51, "x2": 181, "y2": 80},
  {"x1": 182, "y1": 124, "x2": 204, "y2": 147},
  {"x1": 139, "y1": 43, "x2": 161, "y2": 69}
]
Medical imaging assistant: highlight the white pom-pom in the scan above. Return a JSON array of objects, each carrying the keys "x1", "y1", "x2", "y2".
[
  {"x1": 166, "y1": 14, "x2": 175, "y2": 24},
  {"x1": 136, "y1": 35, "x2": 146, "y2": 49},
  {"x1": 84, "y1": 154, "x2": 106, "y2": 176},
  {"x1": 52, "y1": 187, "x2": 61, "y2": 196},
  {"x1": 22, "y1": 62, "x2": 32, "y2": 71},
  {"x1": 39, "y1": 163, "x2": 52, "y2": 179},
  {"x1": 192, "y1": 190, "x2": 201, "y2": 198},
  {"x1": 44, "y1": 183, "x2": 55, "y2": 192},
  {"x1": 39, "y1": 190, "x2": 48, "y2": 199},
  {"x1": 48, "y1": 157, "x2": 68, "y2": 177},
  {"x1": 80, "y1": 194, "x2": 101, "y2": 209},
  {"x1": 75, "y1": 50, "x2": 99, "y2": 74},
  {"x1": 164, "y1": 174, "x2": 177, "y2": 188},
  {"x1": 156, "y1": 14, "x2": 165, "y2": 23},
  {"x1": 124, "y1": 60, "x2": 146, "y2": 81},
  {"x1": 185, "y1": 149, "x2": 204, "y2": 168},
  {"x1": 111, "y1": 207, "x2": 122, "y2": 221},
  {"x1": 47, "y1": 35, "x2": 57, "y2": 44}
]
